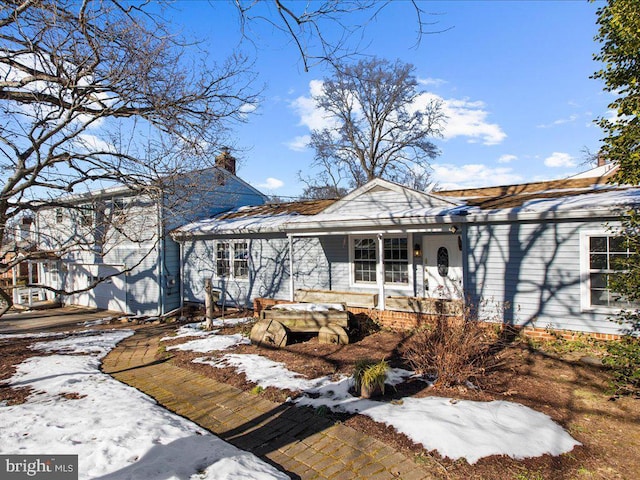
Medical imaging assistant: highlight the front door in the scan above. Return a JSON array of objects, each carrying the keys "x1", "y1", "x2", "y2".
[{"x1": 423, "y1": 235, "x2": 463, "y2": 299}]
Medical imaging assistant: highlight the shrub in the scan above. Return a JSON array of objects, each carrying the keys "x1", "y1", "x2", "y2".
[
  {"x1": 602, "y1": 336, "x2": 640, "y2": 398},
  {"x1": 401, "y1": 316, "x2": 500, "y2": 388},
  {"x1": 353, "y1": 358, "x2": 389, "y2": 397}
]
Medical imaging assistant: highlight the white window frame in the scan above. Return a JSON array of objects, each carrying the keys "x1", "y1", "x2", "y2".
[
  {"x1": 215, "y1": 240, "x2": 249, "y2": 281},
  {"x1": 351, "y1": 236, "x2": 378, "y2": 285},
  {"x1": 349, "y1": 234, "x2": 413, "y2": 289},
  {"x1": 580, "y1": 231, "x2": 638, "y2": 312},
  {"x1": 232, "y1": 241, "x2": 249, "y2": 279},
  {"x1": 78, "y1": 204, "x2": 94, "y2": 227}
]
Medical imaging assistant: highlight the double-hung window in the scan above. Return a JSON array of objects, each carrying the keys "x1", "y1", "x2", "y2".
[
  {"x1": 352, "y1": 236, "x2": 409, "y2": 286},
  {"x1": 233, "y1": 242, "x2": 248, "y2": 278},
  {"x1": 216, "y1": 241, "x2": 249, "y2": 279},
  {"x1": 216, "y1": 243, "x2": 230, "y2": 277},
  {"x1": 384, "y1": 237, "x2": 409, "y2": 284},
  {"x1": 587, "y1": 235, "x2": 639, "y2": 309},
  {"x1": 354, "y1": 238, "x2": 377, "y2": 283},
  {"x1": 78, "y1": 204, "x2": 94, "y2": 227}
]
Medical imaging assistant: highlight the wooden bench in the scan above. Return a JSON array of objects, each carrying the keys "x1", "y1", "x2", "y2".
[{"x1": 250, "y1": 303, "x2": 349, "y2": 348}]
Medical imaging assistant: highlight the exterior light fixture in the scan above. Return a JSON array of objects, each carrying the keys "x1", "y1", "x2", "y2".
[
  {"x1": 449, "y1": 225, "x2": 459, "y2": 234},
  {"x1": 413, "y1": 243, "x2": 422, "y2": 257}
]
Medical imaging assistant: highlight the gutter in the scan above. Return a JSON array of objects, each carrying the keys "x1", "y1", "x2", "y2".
[{"x1": 283, "y1": 206, "x2": 636, "y2": 233}]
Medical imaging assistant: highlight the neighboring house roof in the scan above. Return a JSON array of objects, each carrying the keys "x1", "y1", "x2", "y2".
[
  {"x1": 568, "y1": 162, "x2": 617, "y2": 179},
  {"x1": 172, "y1": 199, "x2": 337, "y2": 237},
  {"x1": 36, "y1": 166, "x2": 268, "y2": 205}
]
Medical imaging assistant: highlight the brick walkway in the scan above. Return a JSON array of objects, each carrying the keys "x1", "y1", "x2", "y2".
[{"x1": 102, "y1": 325, "x2": 436, "y2": 480}]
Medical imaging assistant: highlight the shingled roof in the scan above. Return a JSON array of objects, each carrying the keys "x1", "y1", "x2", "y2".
[
  {"x1": 434, "y1": 170, "x2": 621, "y2": 210},
  {"x1": 217, "y1": 199, "x2": 337, "y2": 220}
]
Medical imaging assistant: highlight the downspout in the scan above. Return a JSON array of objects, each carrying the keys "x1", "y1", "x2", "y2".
[
  {"x1": 377, "y1": 233, "x2": 385, "y2": 311},
  {"x1": 157, "y1": 197, "x2": 165, "y2": 316},
  {"x1": 288, "y1": 234, "x2": 294, "y2": 301},
  {"x1": 179, "y1": 238, "x2": 184, "y2": 312}
]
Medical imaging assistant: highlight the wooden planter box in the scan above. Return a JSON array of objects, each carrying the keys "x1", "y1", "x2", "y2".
[
  {"x1": 294, "y1": 289, "x2": 378, "y2": 308},
  {"x1": 260, "y1": 307, "x2": 349, "y2": 332},
  {"x1": 385, "y1": 296, "x2": 463, "y2": 315}
]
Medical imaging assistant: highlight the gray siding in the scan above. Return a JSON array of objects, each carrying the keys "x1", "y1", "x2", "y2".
[
  {"x1": 292, "y1": 235, "x2": 421, "y2": 298},
  {"x1": 108, "y1": 243, "x2": 160, "y2": 316},
  {"x1": 182, "y1": 235, "x2": 291, "y2": 308},
  {"x1": 163, "y1": 170, "x2": 266, "y2": 231},
  {"x1": 161, "y1": 238, "x2": 181, "y2": 313},
  {"x1": 465, "y1": 218, "x2": 623, "y2": 335}
]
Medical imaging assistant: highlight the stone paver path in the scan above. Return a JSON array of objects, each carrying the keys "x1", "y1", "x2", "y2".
[{"x1": 102, "y1": 325, "x2": 436, "y2": 480}]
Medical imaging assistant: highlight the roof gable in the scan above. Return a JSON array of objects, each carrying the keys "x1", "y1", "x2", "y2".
[{"x1": 321, "y1": 178, "x2": 459, "y2": 216}]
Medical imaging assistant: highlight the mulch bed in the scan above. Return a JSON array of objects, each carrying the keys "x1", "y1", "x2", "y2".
[
  {"x1": 2, "y1": 315, "x2": 638, "y2": 479},
  {"x1": 166, "y1": 317, "x2": 640, "y2": 480}
]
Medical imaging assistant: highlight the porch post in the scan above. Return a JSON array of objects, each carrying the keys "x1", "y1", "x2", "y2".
[
  {"x1": 27, "y1": 261, "x2": 33, "y2": 306},
  {"x1": 377, "y1": 233, "x2": 385, "y2": 311},
  {"x1": 12, "y1": 264, "x2": 18, "y2": 305},
  {"x1": 288, "y1": 234, "x2": 295, "y2": 302}
]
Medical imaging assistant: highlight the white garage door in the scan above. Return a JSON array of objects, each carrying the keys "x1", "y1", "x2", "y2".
[{"x1": 68, "y1": 264, "x2": 127, "y2": 313}]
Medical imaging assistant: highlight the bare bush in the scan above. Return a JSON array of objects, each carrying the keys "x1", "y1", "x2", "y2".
[{"x1": 401, "y1": 316, "x2": 502, "y2": 389}]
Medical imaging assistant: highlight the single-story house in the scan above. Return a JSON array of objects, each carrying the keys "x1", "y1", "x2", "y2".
[
  {"x1": 172, "y1": 169, "x2": 640, "y2": 338},
  {"x1": 35, "y1": 151, "x2": 268, "y2": 316}
]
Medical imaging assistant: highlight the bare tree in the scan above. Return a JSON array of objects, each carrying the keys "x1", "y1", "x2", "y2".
[
  {"x1": 0, "y1": 1, "x2": 434, "y2": 314},
  {"x1": 233, "y1": 1, "x2": 442, "y2": 72},
  {"x1": 301, "y1": 58, "x2": 445, "y2": 194},
  {"x1": 0, "y1": 0, "x2": 259, "y2": 313}
]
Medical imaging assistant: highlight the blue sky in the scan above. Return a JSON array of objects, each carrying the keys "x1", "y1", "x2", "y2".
[{"x1": 171, "y1": 1, "x2": 610, "y2": 198}]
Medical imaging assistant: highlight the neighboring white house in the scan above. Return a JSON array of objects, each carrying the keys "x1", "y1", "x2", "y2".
[
  {"x1": 172, "y1": 169, "x2": 640, "y2": 337},
  {"x1": 36, "y1": 152, "x2": 268, "y2": 315}
]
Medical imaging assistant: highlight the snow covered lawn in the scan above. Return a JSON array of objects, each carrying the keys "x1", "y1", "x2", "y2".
[
  {"x1": 0, "y1": 328, "x2": 288, "y2": 480},
  {"x1": 169, "y1": 323, "x2": 581, "y2": 464}
]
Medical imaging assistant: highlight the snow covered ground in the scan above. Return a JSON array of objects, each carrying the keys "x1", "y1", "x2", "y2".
[
  {"x1": 0, "y1": 320, "x2": 582, "y2": 480},
  {"x1": 172, "y1": 324, "x2": 581, "y2": 464},
  {"x1": 0, "y1": 328, "x2": 288, "y2": 480}
]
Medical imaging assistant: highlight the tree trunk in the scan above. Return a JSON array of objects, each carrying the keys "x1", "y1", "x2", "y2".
[
  {"x1": 0, "y1": 286, "x2": 13, "y2": 317},
  {"x1": 204, "y1": 278, "x2": 214, "y2": 330}
]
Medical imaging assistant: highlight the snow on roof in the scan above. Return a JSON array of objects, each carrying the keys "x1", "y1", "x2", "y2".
[
  {"x1": 284, "y1": 204, "x2": 464, "y2": 230},
  {"x1": 435, "y1": 173, "x2": 615, "y2": 201},
  {"x1": 173, "y1": 178, "x2": 640, "y2": 238},
  {"x1": 172, "y1": 199, "x2": 337, "y2": 236},
  {"x1": 505, "y1": 185, "x2": 640, "y2": 214},
  {"x1": 568, "y1": 162, "x2": 617, "y2": 179}
]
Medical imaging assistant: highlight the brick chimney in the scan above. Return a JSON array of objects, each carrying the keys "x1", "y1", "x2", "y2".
[
  {"x1": 597, "y1": 153, "x2": 607, "y2": 167},
  {"x1": 215, "y1": 148, "x2": 236, "y2": 175}
]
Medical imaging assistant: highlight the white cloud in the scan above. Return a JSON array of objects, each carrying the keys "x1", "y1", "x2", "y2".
[
  {"x1": 239, "y1": 103, "x2": 257, "y2": 114},
  {"x1": 432, "y1": 163, "x2": 523, "y2": 190},
  {"x1": 498, "y1": 154, "x2": 518, "y2": 164},
  {"x1": 544, "y1": 152, "x2": 576, "y2": 168},
  {"x1": 418, "y1": 93, "x2": 506, "y2": 146},
  {"x1": 417, "y1": 77, "x2": 446, "y2": 87},
  {"x1": 285, "y1": 135, "x2": 310, "y2": 152},
  {"x1": 77, "y1": 133, "x2": 115, "y2": 153},
  {"x1": 257, "y1": 177, "x2": 284, "y2": 190},
  {"x1": 536, "y1": 114, "x2": 579, "y2": 129},
  {"x1": 291, "y1": 81, "x2": 506, "y2": 147},
  {"x1": 290, "y1": 80, "x2": 338, "y2": 131}
]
